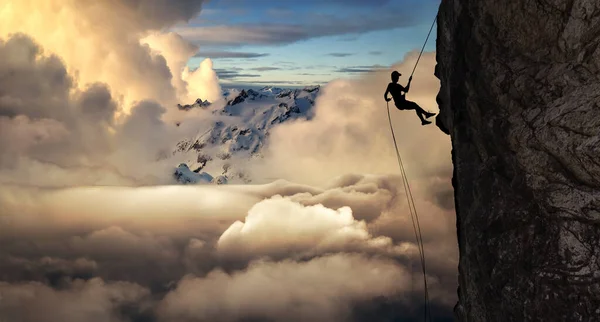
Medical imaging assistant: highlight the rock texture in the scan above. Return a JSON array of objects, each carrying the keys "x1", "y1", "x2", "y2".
[{"x1": 435, "y1": 0, "x2": 600, "y2": 321}]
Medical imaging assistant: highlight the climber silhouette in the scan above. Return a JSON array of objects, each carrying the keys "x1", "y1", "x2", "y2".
[{"x1": 384, "y1": 71, "x2": 435, "y2": 125}]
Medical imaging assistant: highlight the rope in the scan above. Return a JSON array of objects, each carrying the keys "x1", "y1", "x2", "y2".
[
  {"x1": 387, "y1": 101, "x2": 431, "y2": 322},
  {"x1": 386, "y1": 14, "x2": 438, "y2": 322},
  {"x1": 410, "y1": 15, "x2": 438, "y2": 78}
]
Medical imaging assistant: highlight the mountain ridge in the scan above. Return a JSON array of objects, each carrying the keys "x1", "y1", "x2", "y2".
[{"x1": 172, "y1": 85, "x2": 321, "y2": 185}]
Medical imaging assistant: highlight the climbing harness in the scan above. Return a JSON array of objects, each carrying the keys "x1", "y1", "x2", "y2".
[{"x1": 386, "y1": 14, "x2": 437, "y2": 322}]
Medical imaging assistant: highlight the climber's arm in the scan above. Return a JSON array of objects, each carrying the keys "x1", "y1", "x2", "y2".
[
  {"x1": 384, "y1": 83, "x2": 392, "y2": 101},
  {"x1": 405, "y1": 76, "x2": 413, "y2": 93}
]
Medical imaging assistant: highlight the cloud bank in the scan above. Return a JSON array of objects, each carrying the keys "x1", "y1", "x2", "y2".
[
  {"x1": 0, "y1": 1, "x2": 457, "y2": 320},
  {"x1": 158, "y1": 254, "x2": 410, "y2": 322},
  {"x1": 0, "y1": 176, "x2": 456, "y2": 321}
]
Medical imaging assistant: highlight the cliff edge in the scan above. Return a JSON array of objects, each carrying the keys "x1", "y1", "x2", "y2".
[{"x1": 435, "y1": 0, "x2": 600, "y2": 321}]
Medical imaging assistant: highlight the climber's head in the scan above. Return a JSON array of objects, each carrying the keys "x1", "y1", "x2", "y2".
[{"x1": 391, "y1": 71, "x2": 401, "y2": 83}]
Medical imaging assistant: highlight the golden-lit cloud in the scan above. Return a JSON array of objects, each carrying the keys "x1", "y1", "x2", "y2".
[
  {"x1": 0, "y1": 0, "x2": 219, "y2": 111},
  {"x1": 0, "y1": 0, "x2": 228, "y2": 188},
  {"x1": 216, "y1": 196, "x2": 405, "y2": 262},
  {"x1": 141, "y1": 32, "x2": 223, "y2": 105},
  {"x1": 0, "y1": 1, "x2": 457, "y2": 317}
]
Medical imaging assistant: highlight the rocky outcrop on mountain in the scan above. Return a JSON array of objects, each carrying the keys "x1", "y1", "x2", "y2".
[
  {"x1": 227, "y1": 90, "x2": 249, "y2": 106},
  {"x1": 178, "y1": 98, "x2": 211, "y2": 110},
  {"x1": 276, "y1": 85, "x2": 320, "y2": 100},
  {"x1": 435, "y1": 0, "x2": 600, "y2": 321},
  {"x1": 226, "y1": 89, "x2": 270, "y2": 106},
  {"x1": 269, "y1": 102, "x2": 301, "y2": 125}
]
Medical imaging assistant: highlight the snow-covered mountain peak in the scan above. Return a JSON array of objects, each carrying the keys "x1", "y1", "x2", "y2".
[{"x1": 171, "y1": 85, "x2": 321, "y2": 185}]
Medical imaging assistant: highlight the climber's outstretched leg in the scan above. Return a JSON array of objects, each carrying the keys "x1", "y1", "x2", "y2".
[{"x1": 401, "y1": 101, "x2": 436, "y2": 125}]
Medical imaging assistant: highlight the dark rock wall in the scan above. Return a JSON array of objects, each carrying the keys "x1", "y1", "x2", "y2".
[{"x1": 435, "y1": 0, "x2": 600, "y2": 321}]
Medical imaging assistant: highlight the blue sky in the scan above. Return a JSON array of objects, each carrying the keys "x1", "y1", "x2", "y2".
[{"x1": 176, "y1": 0, "x2": 440, "y2": 88}]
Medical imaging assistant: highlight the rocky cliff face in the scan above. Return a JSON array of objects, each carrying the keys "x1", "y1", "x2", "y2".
[{"x1": 435, "y1": 0, "x2": 600, "y2": 321}]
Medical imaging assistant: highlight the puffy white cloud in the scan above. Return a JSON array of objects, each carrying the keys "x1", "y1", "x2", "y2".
[
  {"x1": 182, "y1": 58, "x2": 223, "y2": 104},
  {"x1": 141, "y1": 32, "x2": 223, "y2": 105},
  {"x1": 216, "y1": 196, "x2": 408, "y2": 261}
]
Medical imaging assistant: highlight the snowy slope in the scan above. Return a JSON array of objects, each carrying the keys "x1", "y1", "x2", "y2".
[{"x1": 172, "y1": 85, "x2": 320, "y2": 185}]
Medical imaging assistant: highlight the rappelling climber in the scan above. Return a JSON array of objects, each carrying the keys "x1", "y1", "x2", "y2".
[{"x1": 384, "y1": 70, "x2": 436, "y2": 125}]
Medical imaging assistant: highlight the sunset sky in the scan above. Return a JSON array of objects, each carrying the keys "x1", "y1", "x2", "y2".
[
  {"x1": 0, "y1": 1, "x2": 455, "y2": 321},
  {"x1": 182, "y1": 0, "x2": 440, "y2": 87}
]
